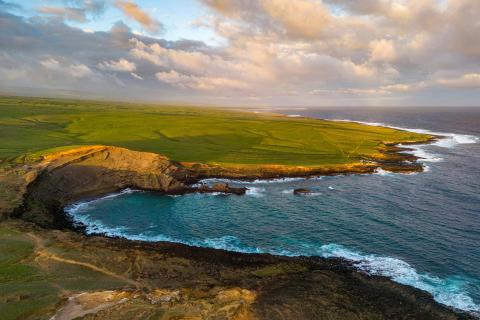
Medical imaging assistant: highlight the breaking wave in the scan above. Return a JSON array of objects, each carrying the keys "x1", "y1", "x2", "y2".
[
  {"x1": 66, "y1": 194, "x2": 480, "y2": 317},
  {"x1": 65, "y1": 188, "x2": 141, "y2": 214},
  {"x1": 196, "y1": 176, "x2": 322, "y2": 186},
  {"x1": 319, "y1": 244, "x2": 480, "y2": 315},
  {"x1": 245, "y1": 187, "x2": 265, "y2": 197},
  {"x1": 64, "y1": 202, "x2": 480, "y2": 317},
  {"x1": 332, "y1": 119, "x2": 478, "y2": 165}
]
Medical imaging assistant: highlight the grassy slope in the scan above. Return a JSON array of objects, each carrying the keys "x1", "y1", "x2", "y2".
[
  {"x1": 0, "y1": 225, "x2": 125, "y2": 320},
  {"x1": 0, "y1": 96, "x2": 430, "y2": 167}
]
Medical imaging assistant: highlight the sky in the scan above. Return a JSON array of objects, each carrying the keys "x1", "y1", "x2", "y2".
[{"x1": 0, "y1": 0, "x2": 479, "y2": 107}]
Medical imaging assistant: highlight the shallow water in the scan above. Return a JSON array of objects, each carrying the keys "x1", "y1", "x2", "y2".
[{"x1": 67, "y1": 107, "x2": 480, "y2": 315}]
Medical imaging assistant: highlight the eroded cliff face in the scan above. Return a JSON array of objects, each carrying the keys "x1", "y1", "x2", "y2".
[
  {"x1": 35, "y1": 146, "x2": 188, "y2": 197},
  {"x1": 16, "y1": 146, "x2": 190, "y2": 227},
  {"x1": 10, "y1": 143, "x2": 426, "y2": 227}
]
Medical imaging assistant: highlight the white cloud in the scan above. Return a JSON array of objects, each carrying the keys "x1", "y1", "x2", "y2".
[
  {"x1": 155, "y1": 70, "x2": 248, "y2": 91},
  {"x1": 40, "y1": 58, "x2": 94, "y2": 78},
  {"x1": 369, "y1": 39, "x2": 396, "y2": 63},
  {"x1": 437, "y1": 73, "x2": 480, "y2": 88},
  {"x1": 261, "y1": 0, "x2": 332, "y2": 39},
  {"x1": 68, "y1": 64, "x2": 94, "y2": 78},
  {"x1": 37, "y1": 6, "x2": 86, "y2": 22},
  {"x1": 2, "y1": 0, "x2": 480, "y2": 105},
  {"x1": 98, "y1": 58, "x2": 136, "y2": 72},
  {"x1": 115, "y1": 0, "x2": 163, "y2": 33},
  {"x1": 130, "y1": 72, "x2": 143, "y2": 80},
  {"x1": 40, "y1": 58, "x2": 61, "y2": 70}
]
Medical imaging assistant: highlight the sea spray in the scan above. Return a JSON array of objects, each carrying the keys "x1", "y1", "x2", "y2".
[
  {"x1": 196, "y1": 176, "x2": 323, "y2": 186},
  {"x1": 331, "y1": 119, "x2": 478, "y2": 168},
  {"x1": 245, "y1": 187, "x2": 265, "y2": 197},
  {"x1": 319, "y1": 244, "x2": 480, "y2": 315}
]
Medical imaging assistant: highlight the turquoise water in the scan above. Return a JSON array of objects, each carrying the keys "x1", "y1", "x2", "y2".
[{"x1": 66, "y1": 108, "x2": 480, "y2": 316}]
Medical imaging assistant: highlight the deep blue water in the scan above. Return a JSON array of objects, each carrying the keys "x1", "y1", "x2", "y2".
[{"x1": 67, "y1": 107, "x2": 480, "y2": 315}]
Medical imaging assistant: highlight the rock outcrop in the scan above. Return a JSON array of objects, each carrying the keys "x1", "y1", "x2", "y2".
[
  {"x1": 196, "y1": 183, "x2": 247, "y2": 195},
  {"x1": 293, "y1": 188, "x2": 312, "y2": 195},
  {"x1": 16, "y1": 146, "x2": 192, "y2": 227}
]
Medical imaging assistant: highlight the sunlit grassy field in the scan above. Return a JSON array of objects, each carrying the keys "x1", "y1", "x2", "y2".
[{"x1": 0, "y1": 96, "x2": 430, "y2": 166}]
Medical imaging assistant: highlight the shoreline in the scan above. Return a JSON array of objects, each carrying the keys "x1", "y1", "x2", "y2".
[
  {"x1": 6, "y1": 219, "x2": 476, "y2": 319},
  {"x1": 4, "y1": 118, "x2": 476, "y2": 318}
]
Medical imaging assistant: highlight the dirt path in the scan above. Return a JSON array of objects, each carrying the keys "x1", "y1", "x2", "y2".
[{"x1": 26, "y1": 233, "x2": 140, "y2": 288}]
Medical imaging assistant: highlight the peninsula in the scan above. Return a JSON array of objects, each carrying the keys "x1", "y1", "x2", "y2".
[{"x1": 0, "y1": 97, "x2": 470, "y2": 320}]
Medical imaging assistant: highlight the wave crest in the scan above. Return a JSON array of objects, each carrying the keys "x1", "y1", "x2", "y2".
[{"x1": 319, "y1": 244, "x2": 480, "y2": 314}]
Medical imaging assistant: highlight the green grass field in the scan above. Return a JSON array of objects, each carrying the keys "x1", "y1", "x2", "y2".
[{"x1": 0, "y1": 96, "x2": 430, "y2": 167}]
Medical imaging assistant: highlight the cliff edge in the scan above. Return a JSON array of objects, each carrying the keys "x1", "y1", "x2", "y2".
[{"x1": 14, "y1": 146, "x2": 189, "y2": 226}]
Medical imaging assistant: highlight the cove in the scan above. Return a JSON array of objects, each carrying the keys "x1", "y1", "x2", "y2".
[{"x1": 67, "y1": 108, "x2": 480, "y2": 316}]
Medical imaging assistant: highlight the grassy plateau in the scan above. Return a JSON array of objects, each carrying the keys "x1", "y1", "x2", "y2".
[{"x1": 0, "y1": 96, "x2": 430, "y2": 167}]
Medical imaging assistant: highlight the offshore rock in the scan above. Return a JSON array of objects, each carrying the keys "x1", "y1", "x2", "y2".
[{"x1": 293, "y1": 188, "x2": 312, "y2": 195}]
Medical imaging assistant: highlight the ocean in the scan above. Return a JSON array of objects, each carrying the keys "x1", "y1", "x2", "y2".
[{"x1": 66, "y1": 107, "x2": 480, "y2": 316}]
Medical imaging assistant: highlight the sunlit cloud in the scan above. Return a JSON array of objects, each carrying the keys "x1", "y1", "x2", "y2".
[
  {"x1": 0, "y1": 0, "x2": 479, "y2": 106},
  {"x1": 115, "y1": 0, "x2": 163, "y2": 34}
]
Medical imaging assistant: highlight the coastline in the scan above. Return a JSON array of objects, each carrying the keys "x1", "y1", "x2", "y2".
[
  {"x1": 4, "y1": 218, "x2": 475, "y2": 319},
  {"x1": 11, "y1": 134, "x2": 435, "y2": 228},
  {"x1": 3, "y1": 119, "x2": 475, "y2": 319}
]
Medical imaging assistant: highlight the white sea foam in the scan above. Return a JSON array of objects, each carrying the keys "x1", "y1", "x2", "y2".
[
  {"x1": 66, "y1": 212, "x2": 265, "y2": 254},
  {"x1": 65, "y1": 188, "x2": 141, "y2": 215},
  {"x1": 197, "y1": 176, "x2": 322, "y2": 186},
  {"x1": 287, "y1": 114, "x2": 302, "y2": 118},
  {"x1": 331, "y1": 119, "x2": 478, "y2": 167},
  {"x1": 328, "y1": 186, "x2": 335, "y2": 190},
  {"x1": 332, "y1": 119, "x2": 478, "y2": 149},
  {"x1": 246, "y1": 187, "x2": 265, "y2": 197},
  {"x1": 374, "y1": 168, "x2": 393, "y2": 176},
  {"x1": 319, "y1": 244, "x2": 480, "y2": 315},
  {"x1": 399, "y1": 146, "x2": 443, "y2": 163}
]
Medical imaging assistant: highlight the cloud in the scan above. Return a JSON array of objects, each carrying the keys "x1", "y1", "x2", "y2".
[
  {"x1": 310, "y1": 81, "x2": 428, "y2": 97},
  {"x1": 76, "y1": 0, "x2": 106, "y2": 15},
  {"x1": 130, "y1": 72, "x2": 143, "y2": 80},
  {"x1": 37, "y1": 1, "x2": 107, "y2": 22},
  {"x1": 1, "y1": 1, "x2": 480, "y2": 106},
  {"x1": 115, "y1": 1, "x2": 163, "y2": 34},
  {"x1": 37, "y1": 6, "x2": 87, "y2": 22},
  {"x1": 261, "y1": 0, "x2": 331, "y2": 39},
  {"x1": 156, "y1": 70, "x2": 248, "y2": 91},
  {"x1": 380, "y1": 82, "x2": 426, "y2": 93},
  {"x1": 369, "y1": 39, "x2": 396, "y2": 63},
  {"x1": 437, "y1": 73, "x2": 480, "y2": 88},
  {"x1": 98, "y1": 58, "x2": 136, "y2": 72},
  {"x1": 41, "y1": 58, "x2": 94, "y2": 78},
  {"x1": 0, "y1": 0, "x2": 21, "y2": 11}
]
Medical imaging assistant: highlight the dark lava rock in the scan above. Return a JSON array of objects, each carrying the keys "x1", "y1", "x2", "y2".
[
  {"x1": 294, "y1": 188, "x2": 312, "y2": 195},
  {"x1": 197, "y1": 183, "x2": 247, "y2": 195},
  {"x1": 212, "y1": 183, "x2": 247, "y2": 195}
]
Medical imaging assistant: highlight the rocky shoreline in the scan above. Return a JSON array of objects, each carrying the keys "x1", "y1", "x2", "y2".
[
  {"x1": 3, "y1": 137, "x2": 475, "y2": 319},
  {"x1": 10, "y1": 138, "x2": 434, "y2": 227},
  {"x1": 6, "y1": 219, "x2": 474, "y2": 319}
]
